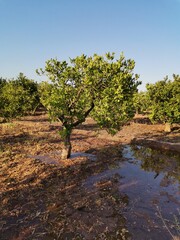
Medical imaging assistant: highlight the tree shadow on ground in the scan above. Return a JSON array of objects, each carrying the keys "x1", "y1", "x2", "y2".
[
  {"x1": 0, "y1": 132, "x2": 31, "y2": 144},
  {"x1": 76, "y1": 123, "x2": 99, "y2": 131}
]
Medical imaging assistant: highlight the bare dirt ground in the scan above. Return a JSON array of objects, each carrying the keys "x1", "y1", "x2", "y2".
[{"x1": 0, "y1": 114, "x2": 179, "y2": 240}]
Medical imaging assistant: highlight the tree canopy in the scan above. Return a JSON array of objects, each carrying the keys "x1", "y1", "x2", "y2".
[
  {"x1": 146, "y1": 74, "x2": 180, "y2": 125},
  {"x1": 133, "y1": 91, "x2": 150, "y2": 114},
  {"x1": 38, "y1": 53, "x2": 141, "y2": 158},
  {"x1": 0, "y1": 73, "x2": 40, "y2": 120}
]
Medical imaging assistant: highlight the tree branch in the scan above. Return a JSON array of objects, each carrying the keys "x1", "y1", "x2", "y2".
[
  {"x1": 72, "y1": 102, "x2": 95, "y2": 127},
  {"x1": 57, "y1": 114, "x2": 67, "y2": 126},
  {"x1": 68, "y1": 86, "x2": 84, "y2": 111}
]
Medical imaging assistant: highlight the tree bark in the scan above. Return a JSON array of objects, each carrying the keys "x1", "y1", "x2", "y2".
[
  {"x1": 60, "y1": 103, "x2": 95, "y2": 160},
  {"x1": 61, "y1": 128, "x2": 72, "y2": 160},
  {"x1": 164, "y1": 123, "x2": 171, "y2": 132}
]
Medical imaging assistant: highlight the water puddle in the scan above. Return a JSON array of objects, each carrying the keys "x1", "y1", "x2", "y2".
[
  {"x1": 27, "y1": 151, "x2": 96, "y2": 165},
  {"x1": 27, "y1": 154, "x2": 59, "y2": 164},
  {"x1": 70, "y1": 152, "x2": 97, "y2": 161},
  {"x1": 83, "y1": 145, "x2": 180, "y2": 239}
]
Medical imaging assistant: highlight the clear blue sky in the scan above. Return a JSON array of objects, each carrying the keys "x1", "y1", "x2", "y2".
[{"x1": 0, "y1": 0, "x2": 180, "y2": 90}]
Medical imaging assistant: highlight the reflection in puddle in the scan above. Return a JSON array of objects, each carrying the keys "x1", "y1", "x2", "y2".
[{"x1": 83, "y1": 145, "x2": 180, "y2": 240}]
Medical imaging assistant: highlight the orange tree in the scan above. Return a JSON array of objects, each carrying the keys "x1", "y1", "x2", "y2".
[
  {"x1": 0, "y1": 73, "x2": 40, "y2": 121},
  {"x1": 0, "y1": 78, "x2": 7, "y2": 120},
  {"x1": 37, "y1": 53, "x2": 140, "y2": 159},
  {"x1": 146, "y1": 74, "x2": 180, "y2": 131},
  {"x1": 133, "y1": 91, "x2": 150, "y2": 114}
]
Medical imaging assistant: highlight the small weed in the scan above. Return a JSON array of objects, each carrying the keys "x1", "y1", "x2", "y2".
[{"x1": 157, "y1": 206, "x2": 180, "y2": 240}]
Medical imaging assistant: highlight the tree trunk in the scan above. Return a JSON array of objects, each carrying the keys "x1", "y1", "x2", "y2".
[
  {"x1": 61, "y1": 128, "x2": 72, "y2": 160},
  {"x1": 31, "y1": 103, "x2": 40, "y2": 115},
  {"x1": 164, "y1": 122, "x2": 171, "y2": 133}
]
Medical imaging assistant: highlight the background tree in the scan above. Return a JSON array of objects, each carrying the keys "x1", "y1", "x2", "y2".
[
  {"x1": 0, "y1": 78, "x2": 7, "y2": 121},
  {"x1": 15, "y1": 73, "x2": 40, "y2": 114},
  {"x1": 0, "y1": 73, "x2": 40, "y2": 121},
  {"x1": 37, "y1": 53, "x2": 140, "y2": 159},
  {"x1": 0, "y1": 77, "x2": 7, "y2": 87},
  {"x1": 146, "y1": 74, "x2": 180, "y2": 131},
  {"x1": 133, "y1": 91, "x2": 150, "y2": 114}
]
